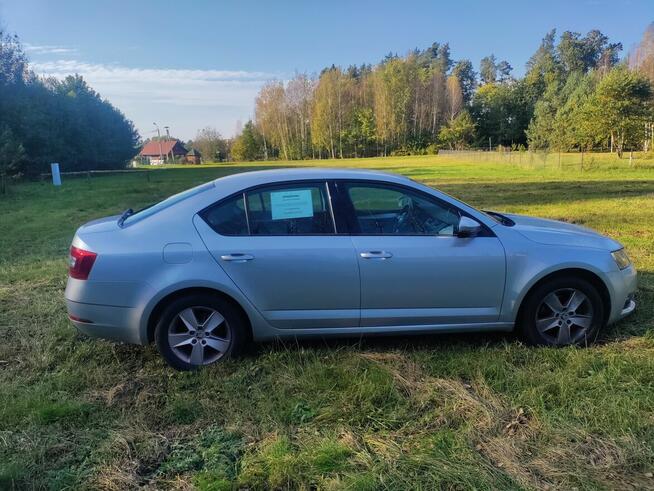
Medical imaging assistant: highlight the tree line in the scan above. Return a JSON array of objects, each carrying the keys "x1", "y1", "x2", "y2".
[
  {"x1": 0, "y1": 27, "x2": 138, "y2": 180},
  {"x1": 2, "y1": 20, "x2": 653, "y2": 177},
  {"x1": 229, "y1": 24, "x2": 654, "y2": 161}
]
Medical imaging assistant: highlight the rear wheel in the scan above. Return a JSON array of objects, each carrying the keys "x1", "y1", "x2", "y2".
[
  {"x1": 155, "y1": 293, "x2": 246, "y2": 370},
  {"x1": 518, "y1": 276, "x2": 604, "y2": 347}
]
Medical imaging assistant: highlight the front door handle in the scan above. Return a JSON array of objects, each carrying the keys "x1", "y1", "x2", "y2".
[
  {"x1": 220, "y1": 253, "x2": 254, "y2": 262},
  {"x1": 360, "y1": 251, "x2": 393, "y2": 259}
]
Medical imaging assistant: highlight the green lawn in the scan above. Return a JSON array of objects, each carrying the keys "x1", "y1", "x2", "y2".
[{"x1": 1, "y1": 154, "x2": 653, "y2": 490}]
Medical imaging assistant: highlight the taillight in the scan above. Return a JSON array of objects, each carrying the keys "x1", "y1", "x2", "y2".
[{"x1": 69, "y1": 246, "x2": 97, "y2": 280}]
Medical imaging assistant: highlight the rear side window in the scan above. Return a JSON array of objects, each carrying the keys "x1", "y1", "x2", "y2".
[
  {"x1": 200, "y1": 182, "x2": 335, "y2": 236},
  {"x1": 246, "y1": 183, "x2": 334, "y2": 235},
  {"x1": 201, "y1": 194, "x2": 248, "y2": 236}
]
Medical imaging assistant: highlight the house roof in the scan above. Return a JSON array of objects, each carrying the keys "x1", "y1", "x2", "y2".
[
  {"x1": 139, "y1": 139, "x2": 187, "y2": 157},
  {"x1": 187, "y1": 148, "x2": 201, "y2": 156}
]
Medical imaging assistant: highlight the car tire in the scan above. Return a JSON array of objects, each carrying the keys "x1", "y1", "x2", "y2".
[
  {"x1": 155, "y1": 293, "x2": 246, "y2": 370},
  {"x1": 518, "y1": 276, "x2": 605, "y2": 347}
]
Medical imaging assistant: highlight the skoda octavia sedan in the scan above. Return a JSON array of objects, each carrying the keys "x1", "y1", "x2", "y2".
[{"x1": 66, "y1": 169, "x2": 637, "y2": 370}]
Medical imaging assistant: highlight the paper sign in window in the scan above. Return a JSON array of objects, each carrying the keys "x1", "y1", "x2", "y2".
[{"x1": 270, "y1": 189, "x2": 314, "y2": 220}]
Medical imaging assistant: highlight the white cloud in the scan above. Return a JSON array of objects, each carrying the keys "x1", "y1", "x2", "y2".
[
  {"x1": 31, "y1": 60, "x2": 282, "y2": 140},
  {"x1": 24, "y1": 44, "x2": 77, "y2": 55}
]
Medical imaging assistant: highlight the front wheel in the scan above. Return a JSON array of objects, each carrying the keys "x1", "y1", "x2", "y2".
[
  {"x1": 518, "y1": 276, "x2": 604, "y2": 347},
  {"x1": 155, "y1": 294, "x2": 246, "y2": 370}
]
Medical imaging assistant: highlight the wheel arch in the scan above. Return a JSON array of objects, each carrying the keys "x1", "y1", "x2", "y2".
[
  {"x1": 145, "y1": 286, "x2": 254, "y2": 344},
  {"x1": 515, "y1": 268, "x2": 611, "y2": 325}
]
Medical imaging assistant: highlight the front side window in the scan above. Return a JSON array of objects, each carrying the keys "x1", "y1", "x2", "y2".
[
  {"x1": 345, "y1": 183, "x2": 460, "y2": 235},
  {"x1": 246, "y1": 183, "x2": 334, "y2": 235}
]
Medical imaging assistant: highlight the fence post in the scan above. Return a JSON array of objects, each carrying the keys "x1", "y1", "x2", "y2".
[
  {"x1": 580, "y1": 151, "x2": 584, "y2": 171},
  {"x1": 51, "y1": 163, "x2": 62, "y2": 186}
]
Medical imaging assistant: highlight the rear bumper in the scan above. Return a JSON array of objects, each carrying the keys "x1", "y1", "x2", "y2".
[{"x1": 66, "y1": 299, "x2": 144, "y2": 344}]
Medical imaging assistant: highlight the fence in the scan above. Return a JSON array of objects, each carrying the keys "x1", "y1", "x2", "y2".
[
  {"x1": 38, "y1": 168, "x2": 151, "y2": 180},
  {"x1": 438, "y1": 149, "x2": 654, "y2": 170}
]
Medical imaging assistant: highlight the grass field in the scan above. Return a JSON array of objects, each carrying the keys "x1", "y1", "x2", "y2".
[{"x1": 1, "y1": 154, "x2": 654, "y2": 490}]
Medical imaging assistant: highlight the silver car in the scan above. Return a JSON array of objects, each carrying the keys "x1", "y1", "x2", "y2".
[{"x1": 66, "y1": 169, "x2": 637, "y2": 370}]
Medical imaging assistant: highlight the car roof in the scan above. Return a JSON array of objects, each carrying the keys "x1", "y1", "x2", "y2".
[{"x1": 212, "y1": 167, "x2": 413, "y2": 189}]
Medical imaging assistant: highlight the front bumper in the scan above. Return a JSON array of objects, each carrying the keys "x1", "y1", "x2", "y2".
[
  {"x1": 620, "y1": 297, "x2": 636, "y2": 317},
  {"x1": 606, "y1": 264, "x2": 637, "y2": 324}
]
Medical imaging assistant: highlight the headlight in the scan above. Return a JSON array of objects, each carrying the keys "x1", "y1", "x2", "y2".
[{"x1": 611, "y1": 249, "x2": 631, "y2": 270}]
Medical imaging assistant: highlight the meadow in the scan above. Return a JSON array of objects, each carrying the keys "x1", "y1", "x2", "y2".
[{"x1": 1, "y1": 153, "x2": 653, "y2": 490}]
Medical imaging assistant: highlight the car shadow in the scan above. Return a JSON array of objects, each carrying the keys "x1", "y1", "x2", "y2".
[{"x1": 250, "y1": 329, "x2": 511, "y2": 356}]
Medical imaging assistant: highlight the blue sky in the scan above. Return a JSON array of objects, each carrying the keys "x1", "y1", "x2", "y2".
[{"x1": 1, "y1": 0, "x2": 652, "y2": 140}]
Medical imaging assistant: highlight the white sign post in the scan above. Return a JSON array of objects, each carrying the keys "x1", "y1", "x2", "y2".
[{"x1": 51, "y1": 163, "x2": 61, "y2": 186}]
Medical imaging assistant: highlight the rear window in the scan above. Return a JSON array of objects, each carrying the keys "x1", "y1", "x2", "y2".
[
  {"x1": 202, "y1": 194, "x2": 248, "y2": 235},
  {"x1": 200, "y1": 182, "x2": 335, "y2": 236},
  {"x1": 122, "y1": 181, "x2": 214, "y2": 226},
  {"x1": 246, "y1": 184, "x2": 333, "y2": 235}
]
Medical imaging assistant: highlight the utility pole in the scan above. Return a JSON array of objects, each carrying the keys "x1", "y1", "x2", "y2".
[
  {"x1": 164, "y1": 126, "x2": 173, "y2": 162},
  {"x1": 153, "y1": 122, "x2": 163, "y2": 164}
]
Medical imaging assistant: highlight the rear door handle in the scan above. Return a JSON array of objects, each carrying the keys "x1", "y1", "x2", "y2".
[
  {"x1": 360, "y1": 251, "x2": 393, "y2": 259},
  {"x1": 220, "y1": 253, "x2": 254, "y2": 262}
]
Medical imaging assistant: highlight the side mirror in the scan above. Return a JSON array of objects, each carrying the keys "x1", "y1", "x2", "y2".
[{"x1": 457, "y1": 216, "x2": 482, "y2": 238}]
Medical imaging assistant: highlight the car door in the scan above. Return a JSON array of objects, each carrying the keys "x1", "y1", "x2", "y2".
[
  {"x1": 194, "y1": 181, "x2": 360, "y2": 329},
  {"x1": 335, "y1": 180, "x2": 506, "y2": 327}
]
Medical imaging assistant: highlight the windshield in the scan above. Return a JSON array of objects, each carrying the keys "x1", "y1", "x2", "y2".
[{"x1": 122, "y1": 181, "x2": 215, "y2": 226}]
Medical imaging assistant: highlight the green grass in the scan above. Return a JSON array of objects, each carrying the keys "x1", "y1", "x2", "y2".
[{"x1": 1, "y1": 153, "x2": 654, "y2": 489}]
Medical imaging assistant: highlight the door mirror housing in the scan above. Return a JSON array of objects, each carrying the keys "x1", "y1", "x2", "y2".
[{"x1": 457, "y1": 216, "x2": 482, "y2": 238}]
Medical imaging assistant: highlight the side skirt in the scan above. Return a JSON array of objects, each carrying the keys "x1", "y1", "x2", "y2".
[{"x1": 253, "y1": 322, "x2": 515, "y2": 341}]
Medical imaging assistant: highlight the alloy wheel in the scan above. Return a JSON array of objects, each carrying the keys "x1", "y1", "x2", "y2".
[
  {"x1": 535, "y1": 288, "x2": 594, "y2": 345},
  {"x1": 167, "y1": 306, "x2": 231, "y2": 365}
]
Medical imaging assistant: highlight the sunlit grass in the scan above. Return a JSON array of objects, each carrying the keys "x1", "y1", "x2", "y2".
[{"x1": 1, "y1": 154, "x2": 653, "y2": 489}]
